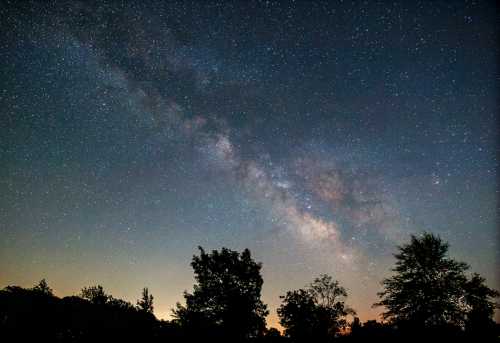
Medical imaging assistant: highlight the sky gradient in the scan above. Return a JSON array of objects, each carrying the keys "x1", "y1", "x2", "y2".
[{"x1": 0, "y1": 0, "x2": 498, "y2": 327}]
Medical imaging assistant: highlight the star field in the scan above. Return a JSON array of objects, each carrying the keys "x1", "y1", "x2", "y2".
[{"x1": 0, "y1": 0, "x2": 498, "y2": 326}]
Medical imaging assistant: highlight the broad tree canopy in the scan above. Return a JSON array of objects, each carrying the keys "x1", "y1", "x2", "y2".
[
  {"x1": 173, "y1": 247, "x2": 268, "y2": 341},
  {"x1": 375, "y1": 232, "x2": 498, "y2": 335}
]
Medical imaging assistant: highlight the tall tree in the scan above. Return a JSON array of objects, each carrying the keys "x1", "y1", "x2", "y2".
[
  {"x1": 173, "y1": 247, "x2": 268, "y2": 341},
  {"x1": 375, "y1": 232, "x2": 499, "y2": 334},
  {"x1": 278, "y1": 274, "x2": 354, "y2": 342},
  {"x1": 137, "y1": 287, "x2": 154, "y2": 313}
]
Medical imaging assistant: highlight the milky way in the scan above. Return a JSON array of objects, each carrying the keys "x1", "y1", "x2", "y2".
[{"x1": 0, "y1": 1, "x2": 498, "y2": 325}]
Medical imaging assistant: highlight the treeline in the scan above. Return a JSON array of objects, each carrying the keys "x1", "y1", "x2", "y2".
[{"x1": 0, "y1": 233, "x2": 498, "y2": 342}]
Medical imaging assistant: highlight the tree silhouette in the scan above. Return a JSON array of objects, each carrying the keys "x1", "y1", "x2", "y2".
[
  {"x1": 278, "y1": 289, "x2": 318, "y2": 342},
  {"x1": 0, "y1": 240, "x2": 497, "y2": 342},
  {"x1": 309, "y1": 274, "x2": 355, "y2": 329},
  {"x1": 32, "y1": 279, "x2": 53, "y2": 295},
  {"x1": 173, "y1": 247, "x2": 268, "y2": 342},
  {"x1": 80, "y1": 285, "x2": 110, "y2": 305},
  {"x1": 350, "y1": 316, "x2": 362, "y2": 336},
  {"x1": 349, "y1": 319, "x2": 395, "y2": 341},
  {"x1": 263, "y1": 327, "x2": 286, "y2": 342},
  {"x1": 137, "y1": 287, "x2": 154, "y2": 313},
  {"x1": 463, "y1": 273, "x2": 499, "y2": 338},
  {"x1": 108, "y1": 297, "x2": 135, "y2": 310},
  {"x1": 278, "y1": 274, "x2": 354, "y2": 342},
  {"x1": 374, "y1": 232, "x2": 499, "y2": 338}
]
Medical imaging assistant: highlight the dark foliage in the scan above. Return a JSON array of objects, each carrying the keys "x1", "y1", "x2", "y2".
[
  {"x1": 173, "y1": 247, "x2": 269, "y2": 342},
  {"x1": 278, "y1": 274, "x2": 355, "y2": 342},
  {"x1": 278, "y1": 289, "x2": 318, "y2": 341},
  {"x1": 32, "y1": 278, "x2": 53, "y2": 295},
  {"x1": 0, "y1": 243, "x2": 497, "y2": 343},
  {"x1": 347, "y1": 318, "x2": 397, "y2": 342},
  {"x1": 0, "y1": 281, "x2": 161, "y2": 342},
  {"x1": 463, "y1": 273, "x2": 500, "y2": 339},
  {"x1": 137, "y1": 287, "x2": 154, "y2": 313},
  {"x1": 374, "y1": 232, "x2": 499, "y2": 341}
]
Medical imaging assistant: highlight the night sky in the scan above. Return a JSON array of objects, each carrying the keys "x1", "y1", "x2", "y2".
[{"x1": 1, "y1": 0, "x2": 498, "y2": 326}]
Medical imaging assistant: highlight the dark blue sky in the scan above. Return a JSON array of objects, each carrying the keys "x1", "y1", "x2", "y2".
[{"x1": 0, "y1": 0, "x2": 498, "y2": 325}]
